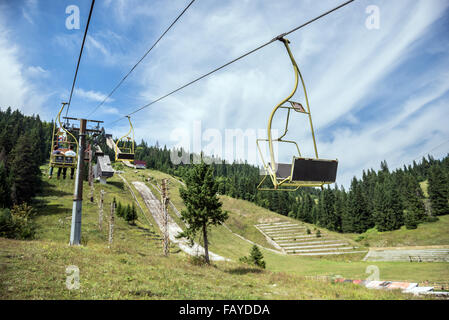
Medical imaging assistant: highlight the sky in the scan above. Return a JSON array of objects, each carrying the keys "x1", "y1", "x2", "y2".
[{"x1": 0, "y1": 0, "x2": 449, "y2": 188}]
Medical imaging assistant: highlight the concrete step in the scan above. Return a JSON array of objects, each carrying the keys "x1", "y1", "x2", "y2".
[
  {"x1": 264, "y1": 230, "x2": 306, "y2": 236},
  {"x1": 255, "y1": 222, "x2": 296, "y2": 227},
  {"x1": 273, "y1": 234, "x2": 327, "y2": 239},
  {"x1": 282, "y1": 243, "x2": 349, "y2": 250},
  {"x1": 291, "y1": 250, "x2": 368, "y2": 256},
  {"x1": 277, "y1": 239, "x2": 341, "y2": 246},
  {"x1": 263, "y1": 228, "x2": 306, "y2": 234},
  {"x1": 259, "y1": 224, "x2": 305, "y2": 231},
  {"x1": 364, "y1": 249, "x2": 449, "y2": 262},
  {"x1": 285, "y1": 246, "x2": 357, "y2": 253},
  {"x1": 280, "y1": 241, "x2": 348, "y2": 248}
]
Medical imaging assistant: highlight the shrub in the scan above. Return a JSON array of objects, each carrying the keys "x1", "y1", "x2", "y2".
[
  {"x1": 425, "y1": 215, "x2": 439, "y2": 223},
  {"x1": 189, "y1": 255, "x2": 208, "y2": 266},
  {"x1": 0, "y1": 204, "x2": 36, "y2": 240},
  {"x1": 306, "y1": 228, "x2": 311, "y2": 234},
  {"x1": 316, "y1": 230, "x2": 321, "y2": 238},
  {"x1": 239, "y1": 245, "x2": 266, "y2": 269}
]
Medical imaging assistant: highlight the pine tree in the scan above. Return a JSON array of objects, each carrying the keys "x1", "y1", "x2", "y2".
[
  {"x1": 0, "y1": 160, "x2": 10, "y2": 207},
  {"x1": 373, "y1": 182, "x2": 388, "y2": 230},
  {"x1": 249, "y1": 245, "x2": 266, "y2": 269},
  {"x1": 9, "y1": 134, "x2": 41, "y2": 205},
  {"x1": 125, "y1": 203, "x2": 137, "y2": 224},
  {"x1": 403, "y1": 175, "x2": 426, "y2": 229},
  {"x1": 345, "y1": 177, "x2": 373, "y2": 233},
  {"x1": 373, "y1": 177, "x2": 404, "y2": 231},
  {"x1": 177, "y1": 161, "x2": 228, "y2": 264},
  {"x1": 428, "y1": 165, "x2": 449, "y2": 216},
  {"x1": 116, "y1": 202, "x2": 123, "y2": 217}
]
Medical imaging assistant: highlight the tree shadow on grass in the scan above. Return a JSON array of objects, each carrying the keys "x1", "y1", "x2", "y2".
[
  {"x1": 32, "y1": 199, "x2": 69, "y2": 217},
  {"x1": 107, "y1": 180, "x2": 125, "y2": 190},
  {"x1": 225, "y1": 267, "x2": 264, "y2": 275},
  {"x1": 37, "y1": 180, "x2": 72, "y2": 197}
]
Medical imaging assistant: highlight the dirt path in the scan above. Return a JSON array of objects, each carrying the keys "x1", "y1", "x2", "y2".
[{"x1": 132, "y1": 181, "x2": 228, "y2": 261}]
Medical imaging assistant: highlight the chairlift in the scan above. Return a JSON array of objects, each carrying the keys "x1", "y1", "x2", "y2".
[
  {"x1": 115, "y1": 116, "x2": 135, "y2": 162},
  {"x1": 256, "y1": 38, "x2": 338, "y2": 191},
  {"x1": 49, "y1": 103, "x2": 79, "y2": 169}
]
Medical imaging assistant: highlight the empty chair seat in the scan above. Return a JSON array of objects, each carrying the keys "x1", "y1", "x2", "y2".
[
  {"x1": 270, "y1": 157, "x2": 338, "y2": 183},
  {"x1": 291, "y1": 157, "x2": 338, "y2": 183},
  {"x1": 117, "y1": 153, "x2": 135, "y2": 160}
]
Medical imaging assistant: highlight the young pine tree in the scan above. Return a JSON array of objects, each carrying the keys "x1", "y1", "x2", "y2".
[
  {"x1": 125, "y1": 203, "x2": 138, "y2": 224},
  {"x1": 115, "y1": 202, "x2": 121, "y2": 217},
  {"x1": 177, "y1": 161, "x2": 228, "y2": 264},
  {"x1": 249, "y1": 245, "x2": 266, "y2": 269}
]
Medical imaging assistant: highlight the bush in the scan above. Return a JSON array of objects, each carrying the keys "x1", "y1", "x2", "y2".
[
  {"x1": 0, "y1": 204, "x2": 36, "y2": 240},
  {"x1": 424, "y1": 215, "x2": 439, "y2": 223},
  {"x1": 189, "y1": 255, "x2": 208, "y2": 266},
  {"x1": 306, "y1": 228, "x2": 311, "y2": 234},
  {"x1": 316, "y1": 230, "x2": 321, "y2": 238},
  {"x1": 239, "y1": 245, "x2": 266, "y2": 269}
]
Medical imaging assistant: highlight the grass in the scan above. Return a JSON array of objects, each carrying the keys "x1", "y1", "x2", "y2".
[
  {"x1": 0, "y1": 165, "x2": 447, "y2": 299},
  {"x1": 121, "y1": 167, "x2": 449, "y2": 282},
  {"x1": 1, "y1": 237, "x2": 417, "y2": 300},
  {"x1": 351, "y1": 215, "x2": 449, "y2": 248}
]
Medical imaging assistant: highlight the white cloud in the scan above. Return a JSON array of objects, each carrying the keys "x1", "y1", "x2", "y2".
[
  {"x1": 69, "y1": 0, "x2": 449, "y2": 188},
  {"x1": 75, "y1": 88, "x2": 114, "y2": 103},
  {"x1": 26, "y1": 65, "x2": 48, "y2": 78},
  {"x1": 0, "y1": 14, "x2": 48, "y2": 116}
]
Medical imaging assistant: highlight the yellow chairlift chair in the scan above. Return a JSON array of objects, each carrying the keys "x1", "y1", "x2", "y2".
[
  {"x1": 115, "y1": 116, "x2": 135, "y2": 162},
  {"x1": 256, "y1": 37, "x2": 338, "y2": 191}
]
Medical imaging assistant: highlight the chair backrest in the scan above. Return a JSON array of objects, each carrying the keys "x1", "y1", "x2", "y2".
[{"x1": 65, "y1": 156, "x2": 75, "y2": 164}]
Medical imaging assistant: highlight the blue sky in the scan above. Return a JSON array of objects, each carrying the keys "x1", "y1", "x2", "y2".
[{"x1": 1, "y1": 0, "x2": 449, "y2": 187}]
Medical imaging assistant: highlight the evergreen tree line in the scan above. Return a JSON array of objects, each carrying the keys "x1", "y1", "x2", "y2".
[
  {"x1": 133, "y1": 140, "x2": 449, "y2": 234},
  {"x1": 0, "y1": 107, "x2": 53, "y2": 207}
]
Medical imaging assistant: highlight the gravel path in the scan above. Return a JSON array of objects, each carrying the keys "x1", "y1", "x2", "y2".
[{"x1": 132, "y1": 181, "x2": 228, "y2": 261}]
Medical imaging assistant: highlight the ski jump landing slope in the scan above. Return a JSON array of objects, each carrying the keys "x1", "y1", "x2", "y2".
[{"x1": 132, "y1": 181, "x2": 228, "y2": 261}]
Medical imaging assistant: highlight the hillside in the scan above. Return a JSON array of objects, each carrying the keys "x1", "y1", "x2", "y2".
[
  {"x1": 122, "y1": 167, "x2": 449, "y2": 282},
  {"x1": 0, "y1": 165, "x2": 419, "y2": 300},
  {"x1": 2, "y1": 165, "x2": 449, "y2": 299}
]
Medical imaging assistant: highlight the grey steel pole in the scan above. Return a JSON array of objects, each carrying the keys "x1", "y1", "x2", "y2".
[{"x1": 70, "y1": 119, "x2": 87, "y2": 245}]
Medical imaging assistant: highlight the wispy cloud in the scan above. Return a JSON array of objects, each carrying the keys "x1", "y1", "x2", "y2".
[
  {"x1": 75, "y1": 88, "x2": 114, "y2": 103},
  {"x1": 0, "y1": 11, "x2": 48, "y2": 116}
]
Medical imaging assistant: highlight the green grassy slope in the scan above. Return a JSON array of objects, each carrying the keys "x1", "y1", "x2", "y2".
[
  {"x1": 349, "y1": 215, "x2": 449, "y2": 248},
  {"x1": 121, "y1": 167, "x2": 449, "y2": 283},
  {"x1": 1, "y1": 165, "x2": 415, "y2": 300},
  {"x1": 1, "y1": 165, "x2": 448, "y2": 300}
]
